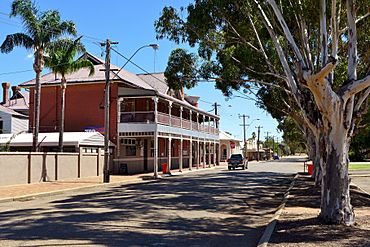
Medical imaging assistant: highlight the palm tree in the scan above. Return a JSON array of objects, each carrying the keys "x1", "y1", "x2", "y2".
[
  {"x1": 44, "y1": 37, "x2": 95, "y2": 152},
  {"x1": 1, "y1": 0, "x2": 76, "y2": 151}
]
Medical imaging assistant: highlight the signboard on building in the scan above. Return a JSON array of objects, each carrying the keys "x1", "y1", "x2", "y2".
[
  {"x1": 84, "y1": 126, "x2": 104, "y2": 134},
  {"x1": 230, "y1": 141, "x2": 236, "y2": 149}
]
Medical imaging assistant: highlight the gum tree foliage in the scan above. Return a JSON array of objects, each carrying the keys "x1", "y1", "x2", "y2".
[
  {"x1": 155, "y1": 0, "x2": 370, "y2": 225},
  {"x1": 0, "y1": 0, "x2": 76, "y2": 151}
]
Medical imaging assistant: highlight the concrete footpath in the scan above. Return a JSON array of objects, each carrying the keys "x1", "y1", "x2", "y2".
[{"x1": 0, "y1": 165, "x2": 221, "y2": 203}]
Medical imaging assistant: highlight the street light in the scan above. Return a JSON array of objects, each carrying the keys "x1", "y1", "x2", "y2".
[
  {"x1": 103, "y1": 43, "x2": 159, "y2": 183},
  {"x1": 114, "y1": 44, "x2": 159, "y2": 77}
]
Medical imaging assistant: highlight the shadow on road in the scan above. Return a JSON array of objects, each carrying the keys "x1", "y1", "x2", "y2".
[{"x1": 0, "y1": 170, "x2": 295, "y2": 246}]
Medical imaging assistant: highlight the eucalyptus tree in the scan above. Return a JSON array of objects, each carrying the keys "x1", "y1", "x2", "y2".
[
  {"x1": 0, "y1": 0, "x2": 76, "y2": 151},
  {"x1": 44, "y1": 37, "x2": 94, "y2": 152},
  {"x1": 155, "y1": 0, "x2": 370, "y2": 225}
]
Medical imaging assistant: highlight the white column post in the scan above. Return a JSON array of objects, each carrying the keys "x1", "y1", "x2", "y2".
[
  {"x1": 203, "y1": 142, "x2": 206, "y2": 168},
  {"x1": 208, "y1": 142, "x2": 211, "y2": 167},
  {"x1": 208, "y1": 117, "x2": 211, "y2": 134},
  {"x1": 116, "y1": 98, "x2": 123, "y2": 158},
  {"x1": 180, "y1": 106, "x2": 183, "y2": 128},
  {"x1": 213, "y1": 141, "x2": 216, "y2": 166},
  {"x1": 153, "y1": 97, "x2": 159, "y2": 178},
  {"x1": 179, "y1": 106, "x2": 183, "y2": 173},
  {"x1": 179, "y1": 138, "x2": 183, "y2": 172},
  {"x1": 190, "y1": 110, "x2": 193, "y2": 131},
  {"x1": 168, "y1": 137, "x2": 172, "y2": 173},
  {"x1": 168, "y1": 101, "x2": 172, "y2": 126},
  {"x1": 189, "y1": 138, "x2": 193, "y2": 170},
  {"x1": 197, "y1": 140, "x2": 200, "y2": 169},
  {"x1": 196, "y1": 112, "x2": 199, "y2": 131}
]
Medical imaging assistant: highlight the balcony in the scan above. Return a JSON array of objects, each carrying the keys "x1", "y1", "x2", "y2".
[
  {"x1": 120, "y1": 110, "x2": 218, "y2": 134},
  {"x1": 120, "y1": 112, "x2": 154, "y2": 123}
]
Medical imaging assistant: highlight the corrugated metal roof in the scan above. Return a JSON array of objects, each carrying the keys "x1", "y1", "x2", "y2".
[
  {"x1": 0, "y1": 132, "x2": 104, "y2": 147},
  {"x1": 137, "y1": 73, "x2": 169, "y2": 94},
  {"x1": 0, "y1": 104, "x2": 27, "y2": 118},
  {"x1": 219, "y1": 130, "x2": 241, "y2": 141}
]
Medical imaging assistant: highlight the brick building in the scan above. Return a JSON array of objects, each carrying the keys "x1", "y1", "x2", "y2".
[{"x1": 20, "y1": 53, "x2": 220, "y2": 174}]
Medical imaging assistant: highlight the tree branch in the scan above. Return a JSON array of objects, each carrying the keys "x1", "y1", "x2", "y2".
[
  {"x1": 320, "y1": 0, "x2": 328, "y2": 66},
  {"x1": 253, "y1": 0, "x2": 298, "y2": 95},
  {"x1": 339, "y1": 12, "x2": 370, "y2": 35},
  {"x1": 354, "y1": 86, "x2": 370, "y2": 112},
  {"x1": 305, "y1": 58, "x2": 337, "y2": 83},
  {"x1": 346, "y1": 0, "x2": 357, "y2": 81},
  {"x1": 266, "y1": 0, "x2": 306, "y2": 68},
  {"x1": 341, "y1": 74, "x2": 370, "y2": 101},
  {"x1": 247, "y1": 12, "x2": 277, "y2": 73}
]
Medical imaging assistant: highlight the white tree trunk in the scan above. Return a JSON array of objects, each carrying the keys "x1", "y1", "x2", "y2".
[{"x1": 320, "y1": 122, "x2": 354, "y2": 225}]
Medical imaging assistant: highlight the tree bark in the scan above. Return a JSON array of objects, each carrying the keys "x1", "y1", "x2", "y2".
[
  {"x1": 319, "y1": 124, "x2": 354, "y2": 225},
  {"x1": 58, "y1": 77, "x2": 67, "y2": 152},
  {"x1": 32, "y1": 49, "x2": 44, "y2": 152}
]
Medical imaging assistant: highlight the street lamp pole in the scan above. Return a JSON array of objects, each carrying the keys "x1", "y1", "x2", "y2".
[{"x1": 101, "y1": 42, "x2": 159, "y2": 183}]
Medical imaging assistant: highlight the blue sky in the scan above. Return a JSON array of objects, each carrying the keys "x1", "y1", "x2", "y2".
[{"x1": 0, "y1": 0, "x2": 282, "y2": 141}]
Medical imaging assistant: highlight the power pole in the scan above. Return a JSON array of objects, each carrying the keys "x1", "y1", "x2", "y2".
[
  {"x1": 272, "y1": 135, "x2": 275, "y2": 155},
  {"x1": 214, "y1": 102, "x2": 221, "y2": 128},
  {"x1": 100, "y1": 39, "x2": 119, "y2": 183},
  {"x1": 256, "y1": 125, "x2": 263, "y2": 161},
  {"x1": 264, "y1": 131, "x2": 270, "y2": 148},
  {"x1": 239, "y1": 114, "x2": 249, "y2": 160}
]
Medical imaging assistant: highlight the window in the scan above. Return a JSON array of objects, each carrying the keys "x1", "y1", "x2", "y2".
[
  {"x1": 0, "y1": 120, "x2": 3, "y2": 134},
  {"x1": 150, "y1": 140, "x2": 154, "y2": 157},
  {"x1": 123, "y1": 139, "x2": 136, "y2": 156},
  {"x1": 123, "y1": 99, "x2": 135, "y2": 112}
]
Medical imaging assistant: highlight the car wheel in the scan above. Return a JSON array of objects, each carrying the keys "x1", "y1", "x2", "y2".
[{"x1": 228, "y1": 167, "x2": 231, "y2": 170}]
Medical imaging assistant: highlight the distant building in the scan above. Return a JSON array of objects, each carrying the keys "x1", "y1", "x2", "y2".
[
  {"x1": 1, "y1": 83, "x2": 29, "y2": 116},
  {"x1": 0, "y1": 104, "x2": 28, "y2": 135},
  {"x1": 219, "y1": 130, "x2": 242, "y2": 161}
]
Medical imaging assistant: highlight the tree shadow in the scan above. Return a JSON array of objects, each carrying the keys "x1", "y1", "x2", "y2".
[
  {"x1": 0, "y1": 170, "x2": 296, "y2": 246},
  {"x1": 270, "y1": 175, "x2": 370, "y2": 246}
]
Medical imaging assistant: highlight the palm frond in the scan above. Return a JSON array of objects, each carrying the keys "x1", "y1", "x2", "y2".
[
  {"x1": 70, "y1": 59, "x2": 95, "y2": 76},
  {"x1": 0, "y1": 33, "x2": 34, "y2": 53},
  {"x1": 10, "y1": 0, "x2": 40, "y2": 38}
]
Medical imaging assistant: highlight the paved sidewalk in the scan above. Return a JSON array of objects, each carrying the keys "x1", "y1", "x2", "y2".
[{"x1": 0, "y1": 165, "x2": 221, "y2": 202}]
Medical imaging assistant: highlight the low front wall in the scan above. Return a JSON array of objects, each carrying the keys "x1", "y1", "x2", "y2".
[
  {"x1": 112, "y1": 156, "x2": 194, "y2": 175},
  {"x1": 0, "y1": 152, "x2": 104, "y2": 187}
]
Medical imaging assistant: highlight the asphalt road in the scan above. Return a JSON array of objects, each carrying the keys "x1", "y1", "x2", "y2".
[{"x1": 0, "y1": 157, "x2": 303, "y2": 247}]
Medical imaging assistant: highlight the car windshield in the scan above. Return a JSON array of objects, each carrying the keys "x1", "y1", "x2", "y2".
[{"x1": 230, "y1": 154, "x2": 243, "y2": 159}]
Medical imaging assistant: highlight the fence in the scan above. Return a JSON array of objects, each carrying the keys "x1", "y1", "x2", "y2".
[{"x1": 0, "y1": 149, "x2": 104, "y2": 186}]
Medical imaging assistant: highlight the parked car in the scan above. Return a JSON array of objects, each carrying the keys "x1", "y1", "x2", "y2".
[{"x1": 227, "y1": 154, "x2": 248, "y2": 170}]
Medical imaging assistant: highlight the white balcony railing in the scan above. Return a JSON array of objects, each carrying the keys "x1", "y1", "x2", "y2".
[{"x1": 120, "y1": 111, "x2": 218, "y2": 134}]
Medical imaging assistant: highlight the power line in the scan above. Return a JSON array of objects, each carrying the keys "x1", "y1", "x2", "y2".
[
  {"x1": 110, "y1": 47, "x2": 166, "y2": 85},
  {"x1": 0, "y1": 11, "x2": 104, "y2": 43}
]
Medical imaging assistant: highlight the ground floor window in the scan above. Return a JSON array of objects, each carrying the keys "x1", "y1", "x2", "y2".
[{"x1": 122, "y1": 139, "x2": 137, "y2": 156}]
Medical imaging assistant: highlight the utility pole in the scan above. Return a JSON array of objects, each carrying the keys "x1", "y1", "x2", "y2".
[
  {"x1": 213, "y1": 102, "x2": 221, "y2": 128},
  {"x1": 256, "y1": 125, "x2": 263, "y2": 161},
  {"x1": 100, "y1": 39, "x2": 119, "y2": 183},
  {"x1": 272, "y1": 135, "x2": 275, "y2": 155},
  {"x1": 239, "y1": 114, "x2": 249, "y2": 160}
]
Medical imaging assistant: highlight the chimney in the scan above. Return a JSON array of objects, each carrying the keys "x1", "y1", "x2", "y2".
[
  {"x1": 11, "y1": 86, "x2": 20, "y2": 97},
  {"x1": 2, "y1": 82, "x2": 10, "y2": 104}
]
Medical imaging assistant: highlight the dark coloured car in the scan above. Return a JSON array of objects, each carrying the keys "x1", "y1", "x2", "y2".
[{"x1": 227, "y1": 154, "x2": 248, "y2": 170}]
